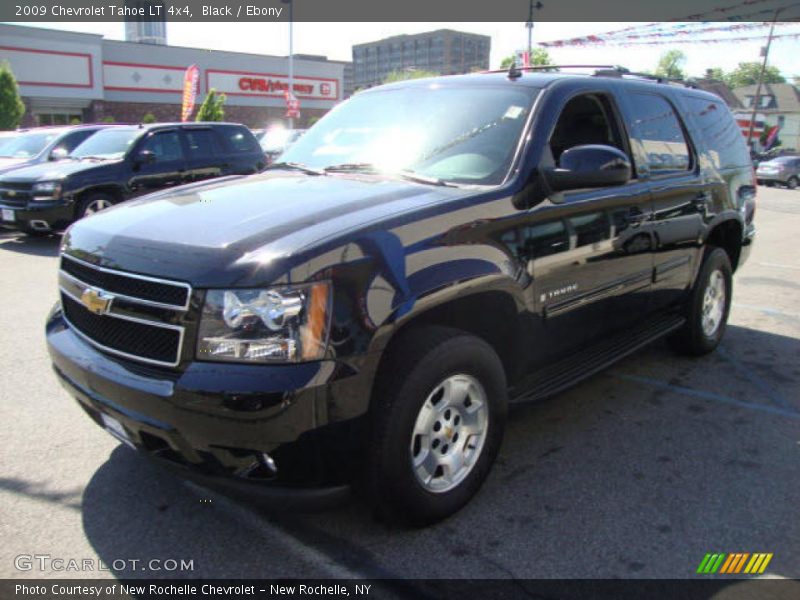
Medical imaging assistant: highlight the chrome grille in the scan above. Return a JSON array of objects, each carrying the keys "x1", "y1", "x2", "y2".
[{"x1": 58, "y1": 254, "x2": 191, "y2": 367}]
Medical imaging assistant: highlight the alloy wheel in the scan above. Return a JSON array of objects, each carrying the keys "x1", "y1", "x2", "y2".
[{"x1": 409, "y1": 374, "x2": 489, "y2": 494}]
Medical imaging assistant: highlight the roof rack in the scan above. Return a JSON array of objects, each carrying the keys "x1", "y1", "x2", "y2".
[{"x1": 489, "y1": 64, "x2": 697, "y2": 88}]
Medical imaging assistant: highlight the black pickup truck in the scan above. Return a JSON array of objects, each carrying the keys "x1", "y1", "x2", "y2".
[{"x1": 46, "y1": 68, "x2": 756, "y2": 525}]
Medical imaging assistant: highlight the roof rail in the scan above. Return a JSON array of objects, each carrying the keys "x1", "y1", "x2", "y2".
[{"x1": 485, "y1": 63, "x2": 698, "y2": 88}]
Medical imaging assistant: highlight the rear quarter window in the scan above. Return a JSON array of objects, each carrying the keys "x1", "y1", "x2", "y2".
[
  {"x1": 214, "y1": 125, "x2": 261, "y2": 154},
  {"x1": 683, "y1": 96, "x2": 750, "y2": 170}
]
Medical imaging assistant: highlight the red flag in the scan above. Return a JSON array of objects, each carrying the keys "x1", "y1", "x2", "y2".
[
  {"x1": 764, "y1": 124, "x2": 780, "y2": 150},
  {"x1": 284, "y1": 89, "x2": 300, "y2": 119},
  {"x1": 181, "y1": 64, "x2": 200, "y2": 122}
]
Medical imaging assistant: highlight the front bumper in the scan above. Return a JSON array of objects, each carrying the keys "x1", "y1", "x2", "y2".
[
  {"x1": 0, "y1": 199, "x2": 73, "y2": 231},
  {"x1": 46, "y1": 307, "x2": 369, "y2": 507}
]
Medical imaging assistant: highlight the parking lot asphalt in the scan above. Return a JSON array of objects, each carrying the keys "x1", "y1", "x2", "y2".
[{"x1": 0, "y1": 186, "x2": 798, "y2": 581}]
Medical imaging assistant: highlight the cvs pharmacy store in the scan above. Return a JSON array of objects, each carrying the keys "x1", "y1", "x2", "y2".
[{"x1": 0, "y1": 24, "x2": 345, "y2": 128}]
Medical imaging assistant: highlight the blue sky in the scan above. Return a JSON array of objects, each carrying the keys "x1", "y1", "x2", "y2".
[{"x1": 9, "y1": 21, "x2": 800, "y2": 79}]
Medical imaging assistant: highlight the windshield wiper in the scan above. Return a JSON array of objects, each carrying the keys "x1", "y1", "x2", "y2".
[
  {"x1": 397, "y1": 169, "x2": 457, "y2": 187},
  {"x1": 266, "y1": 161, "x2": 326, "y2": 176},
  {"x1": 323, "y1": 162, "x2": 379, "y2": 174}
]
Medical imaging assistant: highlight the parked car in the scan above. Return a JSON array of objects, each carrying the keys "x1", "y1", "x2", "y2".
[
  {"x1": 0, "y1": 125, "x2": 109, "y2": 177},
  {"x1": 0, "y1": 130, "x2": 20, "y2": 154},
  {"x1": 755, "y1": 155, "x2": 800, "y2": 189},
  {"x1": 47, "y1": 70, "x2": 755, "y2": 525},
  {"x1": 259, "y1": 127, "x2": 306, "y2": 164},
  {"x1": 0, "y1": 122, "x2": 264, "y2": 235}
]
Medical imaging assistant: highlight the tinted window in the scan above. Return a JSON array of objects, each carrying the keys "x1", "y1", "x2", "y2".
[
  {"x1": 59, "y1": 130, "x2": 97, "y2": 153},
  {"x1": 683, "y1": 96, "x2": 749, "y2": 169},
  {"x1": 629, "y1": 94, "x2": 691, "y2": 173},
  {"x1": 525, "y1": 221, "x2": 569, "y2": 258},
  {"x1": 569, "y1": 212, "x2": 610, "y2": 247},
  {"x1": 184, "y1": 129, "x2": 220, "y2": 159},
  {"x1": 141, "y1": 131, "x2": 184, "y2": 162},
  {"x1": 216, "y1": 125, "x2": 260, "y2": 154}
]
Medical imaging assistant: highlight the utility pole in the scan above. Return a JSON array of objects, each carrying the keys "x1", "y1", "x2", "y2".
[
  {"x1": 526, "y1": 1, "x2": 543, "y2": 64},
  {"x1": 281, "y1": 0, "x2": 294, "y2": 128},
  {"x1": 747, "y1": 9, "x2": 781, "y2": 150}
]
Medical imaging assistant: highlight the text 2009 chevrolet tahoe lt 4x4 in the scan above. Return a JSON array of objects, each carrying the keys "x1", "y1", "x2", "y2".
[{"x1": 46, "y1": 68, "x2": 756, "y2": 525}]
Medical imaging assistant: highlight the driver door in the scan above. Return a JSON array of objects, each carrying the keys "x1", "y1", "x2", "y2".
[
  {"x1": 523, "y1": 91, "x2": 655, "y2": 364},
  {"x1": 129, "y1": 129, "x2": 188, "y2": 197}
]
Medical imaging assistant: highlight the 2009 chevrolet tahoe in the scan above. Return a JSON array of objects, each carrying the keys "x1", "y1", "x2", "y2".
[{"x1": 46, "y1": 67, "x2": 756, "y2": 525}]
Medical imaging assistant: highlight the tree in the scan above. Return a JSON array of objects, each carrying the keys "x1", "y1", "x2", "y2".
[
  {"x1": 0, "y1": 61, "x2": 25, "y2": 130},
  {"x1": 383, "y1": 69, "x2": 440, "y2": 83},
  {"x1": 141, "y1": 112, "x2": 156, "y2": 124},
  {"x1": 726, "y1": 62, "x2": 785, "y2": 89},
  {"x1": 655, "y1": 50, "x2": 686, "y2": 80},
  {"x1": 101, "y1": 115, "x2": 115, "y2": 123},
  {"x1": 500, "y1": 48, "x2": 555, "y2": 69},
  {"x1": 704, "y1": 67, "x2": 726, "y2": 81},
  {"x1": 195, "y1": 89, "x2": 226, "y2": 122}
]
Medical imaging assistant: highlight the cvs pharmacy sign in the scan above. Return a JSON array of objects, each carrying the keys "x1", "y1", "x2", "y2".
[{"x1": 207, "y1": 69, "x2": 339, "y2": 101}]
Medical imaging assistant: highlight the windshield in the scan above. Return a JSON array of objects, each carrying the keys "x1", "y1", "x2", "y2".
[
  {"x1": 260, "y1": 128, "x2": 304, "y2": 152},
  {"x1": 70, "y1": 129, "x2": 141, "y2": 159},
  {"x1": 280, "y1": 84, "x2": 538, "y2": 185},
  {"x1": 0, "y1": 131, "x2": 57, "y2": 158}
]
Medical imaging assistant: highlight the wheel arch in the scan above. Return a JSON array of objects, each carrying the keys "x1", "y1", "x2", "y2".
[
  {"x1": 368, "y1": 281, "x2": 529, "y2": 404},
  {"x1": 705, "y1": 215, "x2": 744, "y2": 272}
]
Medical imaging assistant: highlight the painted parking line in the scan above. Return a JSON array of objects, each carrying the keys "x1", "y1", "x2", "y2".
[
  {"x1": 612, "y1": 373, "x2": 800, "y2": 420},
  {"x1": 755, "y1": 262, "x2": 800, "y2": 271},
  {"x1": 732, "y1": 302, "x2": 800, "y2": 322},
  {"x1": 718, "y1": 347, "x2": 793, "y2": 410},
  {"x1": 183, "y1": 482, "x2": 368, "y2": 580}
]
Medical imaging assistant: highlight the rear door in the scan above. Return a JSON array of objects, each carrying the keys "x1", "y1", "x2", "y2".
[
  {"x1": 619, "y1": 91, "x2": 707, "y2": 310},
  {"x1": 182, "y1": 126, "x2": 225, "y2": 182}
]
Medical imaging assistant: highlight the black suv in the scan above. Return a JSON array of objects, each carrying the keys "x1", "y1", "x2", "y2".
[
  {"x1": 46, "y1": 69, "x2": 756, "y2": 525},
  {"x1": 1, "y1": 122, "x2": 264, "y2": 235}
]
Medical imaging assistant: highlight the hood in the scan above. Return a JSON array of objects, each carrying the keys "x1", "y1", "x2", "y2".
[
  {"x1": 0, "y1": 158, "x2": 118, "y2": 183},
  {"x1": 63, "y1": 171, "x2": 469, "y2": 287},
  {"x1": 0, "y1": 157, "x2": 34, "y2": 175}
]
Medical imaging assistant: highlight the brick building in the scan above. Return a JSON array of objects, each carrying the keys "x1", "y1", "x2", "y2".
[{"x1": 0, "y1": 23, "x2": 346, "y2": 129}]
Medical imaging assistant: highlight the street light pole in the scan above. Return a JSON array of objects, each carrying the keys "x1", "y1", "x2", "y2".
[
  {"x1": 526, "y1": 1, "x2": 543, "y2": 64},
  {"x1": 746, "y1": 9, "x2": 781, "y2": 150},
  {"x1": 287, "y1": 0, "x2": 294, "y2": 129}
]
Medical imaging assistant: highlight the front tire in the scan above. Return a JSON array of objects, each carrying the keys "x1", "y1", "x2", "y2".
[
  {"x1": 669, "y1": 247, "x2": 732, "y2": 356},
  {"x1": 787, "y1": 176, "x2": 798, "y2": 190},
  {"x1": 77, "y1": 192, "x2": 116, "y2": 220},
  {"x1": 366, "y1": 326, "x2": 507, "y2": 526}
]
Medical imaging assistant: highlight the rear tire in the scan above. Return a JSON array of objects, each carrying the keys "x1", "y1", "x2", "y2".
[
  {"x1": 366, "y1": 326, "x2": 507, "y2": 526},
  {"x1": 668, "y1": 247, "x2": 732, "y2": 356},
  {"x1": 787, "y1": 176, "x2": 798, "y2": 190}
]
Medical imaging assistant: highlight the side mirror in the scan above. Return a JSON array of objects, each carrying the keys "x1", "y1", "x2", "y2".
[
  {"x1": 544, "y1": 144, "x2": 631, "y2": 192},
  {"x1": 135, "y1": 150, "x2": 156, "y2": 165},
  {"x1": 50, "y1": 147, "x2": 69, "y2": 161}
]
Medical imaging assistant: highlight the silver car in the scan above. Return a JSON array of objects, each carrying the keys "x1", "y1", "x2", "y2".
[{"x1": 756, "y1": 155, "x2": 800, "y2": 189}]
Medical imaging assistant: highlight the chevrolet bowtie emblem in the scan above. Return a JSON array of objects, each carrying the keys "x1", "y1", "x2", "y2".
[
  {"x1": 7, "y1": 190, "x2": 15, "y2": 197},
  {"x1": 80, "y1": 288, "x2": 112, "y2": 315}
]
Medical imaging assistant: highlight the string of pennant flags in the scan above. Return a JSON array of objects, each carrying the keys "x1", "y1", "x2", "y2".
[{"x1": 540, "y1": 22, "x2": 800, "y2": 48}]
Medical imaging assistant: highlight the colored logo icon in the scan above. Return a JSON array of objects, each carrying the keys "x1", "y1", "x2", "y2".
[{"x1": 697, "y1": 553, "x2": 773, "y2": 575}]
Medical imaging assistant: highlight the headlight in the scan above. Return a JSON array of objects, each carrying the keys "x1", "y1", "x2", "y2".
[
  {"x1": 31, "y1": 181, "x2": 62, "y2": 198},
  {"x1": 197, "y1": 283, "x2": 331, "y2": 363}
]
